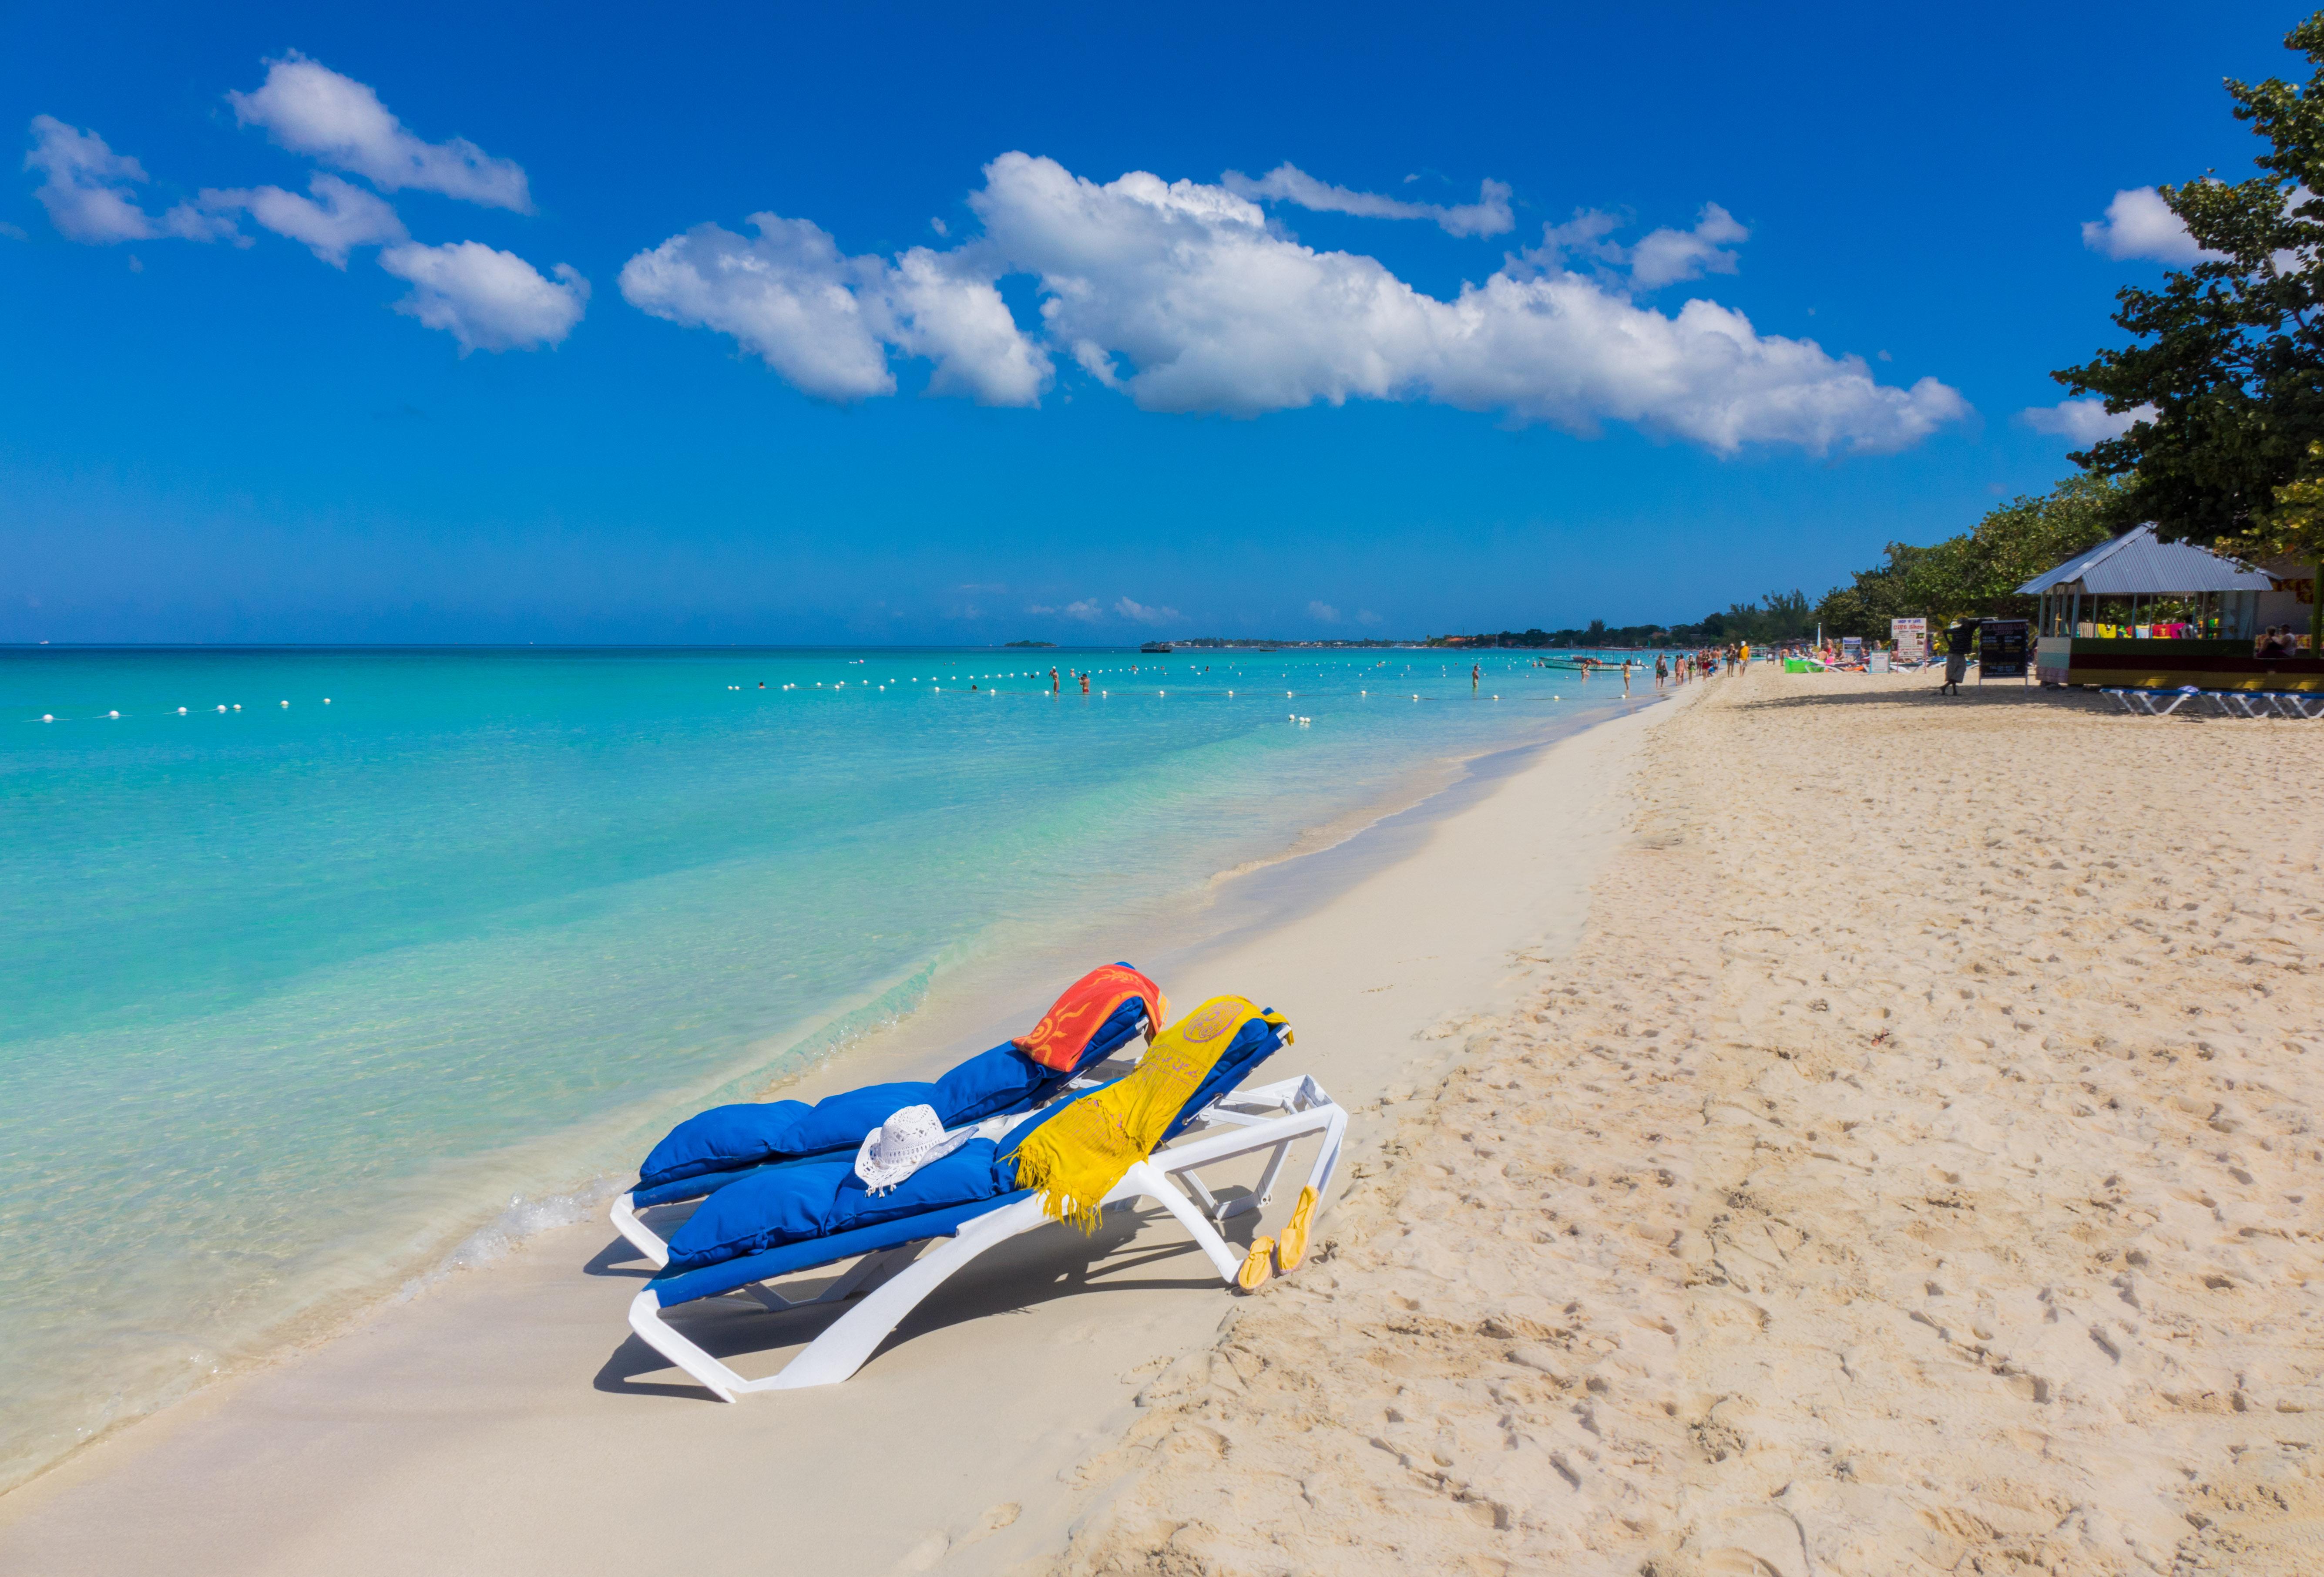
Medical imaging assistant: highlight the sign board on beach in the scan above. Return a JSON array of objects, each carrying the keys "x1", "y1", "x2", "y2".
[
  {"x1": 1891, "y1": 617, "x2": 1928, "y2": 662},
  {"x1": 1978, "y1": 619, "x2": 2030, "y2": 679}
]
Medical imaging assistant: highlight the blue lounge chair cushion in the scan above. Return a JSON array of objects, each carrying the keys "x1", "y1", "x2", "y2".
[
  {"x1": 645, "y1": 1192, "x2": 1034, "y2": 1308},
  {"x1": 666, "y1": 1141, "x2": 1014, "y2": 1273},
  {"x1": 658, "y1": 1012, "x2": 1289, "y2": 1278},
  {"x1": 635, "y1": 994, "x2": 1150, "y2": 1194}
]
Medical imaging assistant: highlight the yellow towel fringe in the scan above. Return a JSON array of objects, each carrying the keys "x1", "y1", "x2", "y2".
[{"x1": 1008, "y1": 996, "x2": 1281, "y2": 1233}]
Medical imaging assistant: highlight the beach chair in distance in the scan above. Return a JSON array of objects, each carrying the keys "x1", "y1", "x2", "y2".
[
  {"x1": 612, "y1": 965, "x2": 1163, "y2": 1266},
  {"x1": 2103, "y1": 686, "x2": 2202, "y2": 716},
  {"x1": 2211, "y1": 690, "x2": 2280, "y2": 719},
  {"x1": 621, "y1": 1017, "x2": 1344, "y2": 1400},
  {"x1": 2260, "y1": 690, "x2": 2324, "y2": 719}
]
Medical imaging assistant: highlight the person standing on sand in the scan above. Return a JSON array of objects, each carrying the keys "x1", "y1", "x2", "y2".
[{"x1": 1941, "y1": 640, "x2": 1968, "y2": 696}]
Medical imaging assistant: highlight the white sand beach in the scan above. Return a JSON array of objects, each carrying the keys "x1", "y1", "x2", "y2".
[
  {"x1": 6, "y1": 668, "x2": 2321, "y2": 1576},
  {"x1": 1057, "y1": 670, "x2": 2324, "y2": 1575}
]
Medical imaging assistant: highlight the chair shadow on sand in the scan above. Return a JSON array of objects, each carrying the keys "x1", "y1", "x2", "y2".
[
  {"x1": 1736, "y1": 683, "x2": 2130, "y2": 716},
  {"x1": 587, "y1": 1188, "x2": 1264, "y2": 1401}
]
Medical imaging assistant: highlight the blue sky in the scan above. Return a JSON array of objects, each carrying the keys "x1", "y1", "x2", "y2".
[{"x1": 0, "y1": 0, "x2": 2297, "y2": 643}]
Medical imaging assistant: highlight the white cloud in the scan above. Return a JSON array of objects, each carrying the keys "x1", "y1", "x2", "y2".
[
  {"x1": 1115, "y1": 596, "x2": 1180, "y2": 625},
  {"x1": 625, "y1": 153, "x2": 1965, "y2": 454},
  {"x1": 1357, "y1": 609, "x2": 1382, "y2": 625},
  {"x1": 228, "y1": 53, "x2": 531, "y2": 212},
  {"x1": 1063, "y1": 599, "x2": 1104, "y2": 621},
  {"x1": 1023, "y1": 603, "x2": 1056, "y2": 615},
  {"x1": 1221, "y1": 164, "x2": 1514, "y2": 237},
  {"x1": 0, "y1": 219, "x2": 27, "y2": 240},
  {"x1": 378, "y1": 241, "x2": 588, "y2": 352},
  {"x1": 2021, "y1": 397, "x2": 2156, "y2": 444},
  {"x1": 25, "y1": 115, "x2": 236, "y2": 244},
  {"x1": 618, "y1": 215, "x2": 1050, "y2": 404},
  {"x1": 871, "y1": 246, "x2": 1053, "y2": 403},
  {"x1": 972, "y1": 155, "x2": 1960, "y2": 451},
  {"x1": 1307, "y1": 600, "x2": 1342, "y2": 622},
  {"x1": 1528, "y1": 203, "x2": 1748, "y2": 290},
  {"x1": 1532, "y1": 209, "x2": 1626, "y2": 270},
  {"x1": 2082, "y1": 187, "x2": 2220, "y2": 264},
  {"x1": 1626, "y1": 203, "x2": 1750, "y2": 289},
  {"x1": 620, "y1": 216, "x2": 890, "y2": 397},
  {"x1": 202, "y1": 173, "x2": 406, "y2": 266}
]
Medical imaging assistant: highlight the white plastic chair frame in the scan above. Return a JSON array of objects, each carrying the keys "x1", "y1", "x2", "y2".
[
  {"x1": 621, "y1": 1075, "x2": 1345, "y2": 1401},
  {"x1": 2103, "y1": 686, "x2": 2203, "y2": 716},
  {"x1": 2100, "y1": 686, "x2": 2324, "y2": 720}
]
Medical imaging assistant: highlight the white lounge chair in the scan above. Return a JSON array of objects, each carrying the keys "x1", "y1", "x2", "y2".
[
  {"x1": 621, "y1": 1075, "x2": 1344, "y2": 1400},
  {"x1": 2103, "y1": 685, "x2": 2203, "y2": 716}
]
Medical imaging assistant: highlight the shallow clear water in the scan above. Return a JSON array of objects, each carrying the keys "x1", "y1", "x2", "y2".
[{"x1": 0, "y1": 644, "x2": 1643, "y2": 1489}]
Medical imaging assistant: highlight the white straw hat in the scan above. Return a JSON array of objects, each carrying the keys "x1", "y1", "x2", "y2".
[{"x1": 853, "y1": 1104, "x2": 974, "y2": 1195}]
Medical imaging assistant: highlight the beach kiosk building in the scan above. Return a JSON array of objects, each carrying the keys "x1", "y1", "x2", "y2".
[{"x1": 2020, "y1": 525, "x2": 2318, "y2": 692}]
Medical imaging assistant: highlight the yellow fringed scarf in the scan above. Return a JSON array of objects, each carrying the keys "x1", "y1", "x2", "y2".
[{"x1": 1007, "y1": 995, "x2": 1286, "y2": 1231}]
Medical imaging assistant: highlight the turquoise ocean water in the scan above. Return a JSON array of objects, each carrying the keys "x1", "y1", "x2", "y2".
[{"x1": 0, "y1": 645, "x2": 1644, "y2": 1490}]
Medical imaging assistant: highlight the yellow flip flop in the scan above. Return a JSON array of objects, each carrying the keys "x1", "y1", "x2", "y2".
[
  {"x1": 1237, "y1": 1236, "x2": 1276, "y2": 1291},
  {"x1": 1275, "y1": 1185, "x2": 1318, "y2": 1274}
]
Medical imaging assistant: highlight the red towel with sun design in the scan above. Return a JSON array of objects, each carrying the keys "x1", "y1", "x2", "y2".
[{"x1": 1013, "y1": 963, "x2": 1168, "y2": 1073}]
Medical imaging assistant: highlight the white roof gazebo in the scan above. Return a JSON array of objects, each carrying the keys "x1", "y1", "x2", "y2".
[
  {"x1": 2016, "y1": 525, "x2": 2323, "y2": 690},
  {"x1": 2018, "y1": 524, "x2": 2273, "y2": 641},
  {"x1": 2018, "y1": 524, "x2": 2273, "y2": 599}
]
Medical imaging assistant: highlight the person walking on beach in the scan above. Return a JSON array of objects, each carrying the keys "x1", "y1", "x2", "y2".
[
  {"x1": 1655, "y1": 654, "x2": 1668, "y2": 690},
  {"x1": 1940, "y1": 639, "x2": 1968, "y2": 696},
  {"x1": 1621, "y1": 659, "x2": 1632, "y2": 696}
]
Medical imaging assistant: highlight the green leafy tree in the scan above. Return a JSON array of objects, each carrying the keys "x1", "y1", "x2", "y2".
[
  {"x1": 2054, "y1": 13, "x2": 2324, "y2": 558},
  {"x1": 1814, "y1": 474, "x2": 2126, "y2": 639}
]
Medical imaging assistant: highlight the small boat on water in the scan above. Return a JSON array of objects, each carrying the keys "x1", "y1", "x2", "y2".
[{"x1": 1139, "y1": 641, "x2": 1174, "y2": 654}]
